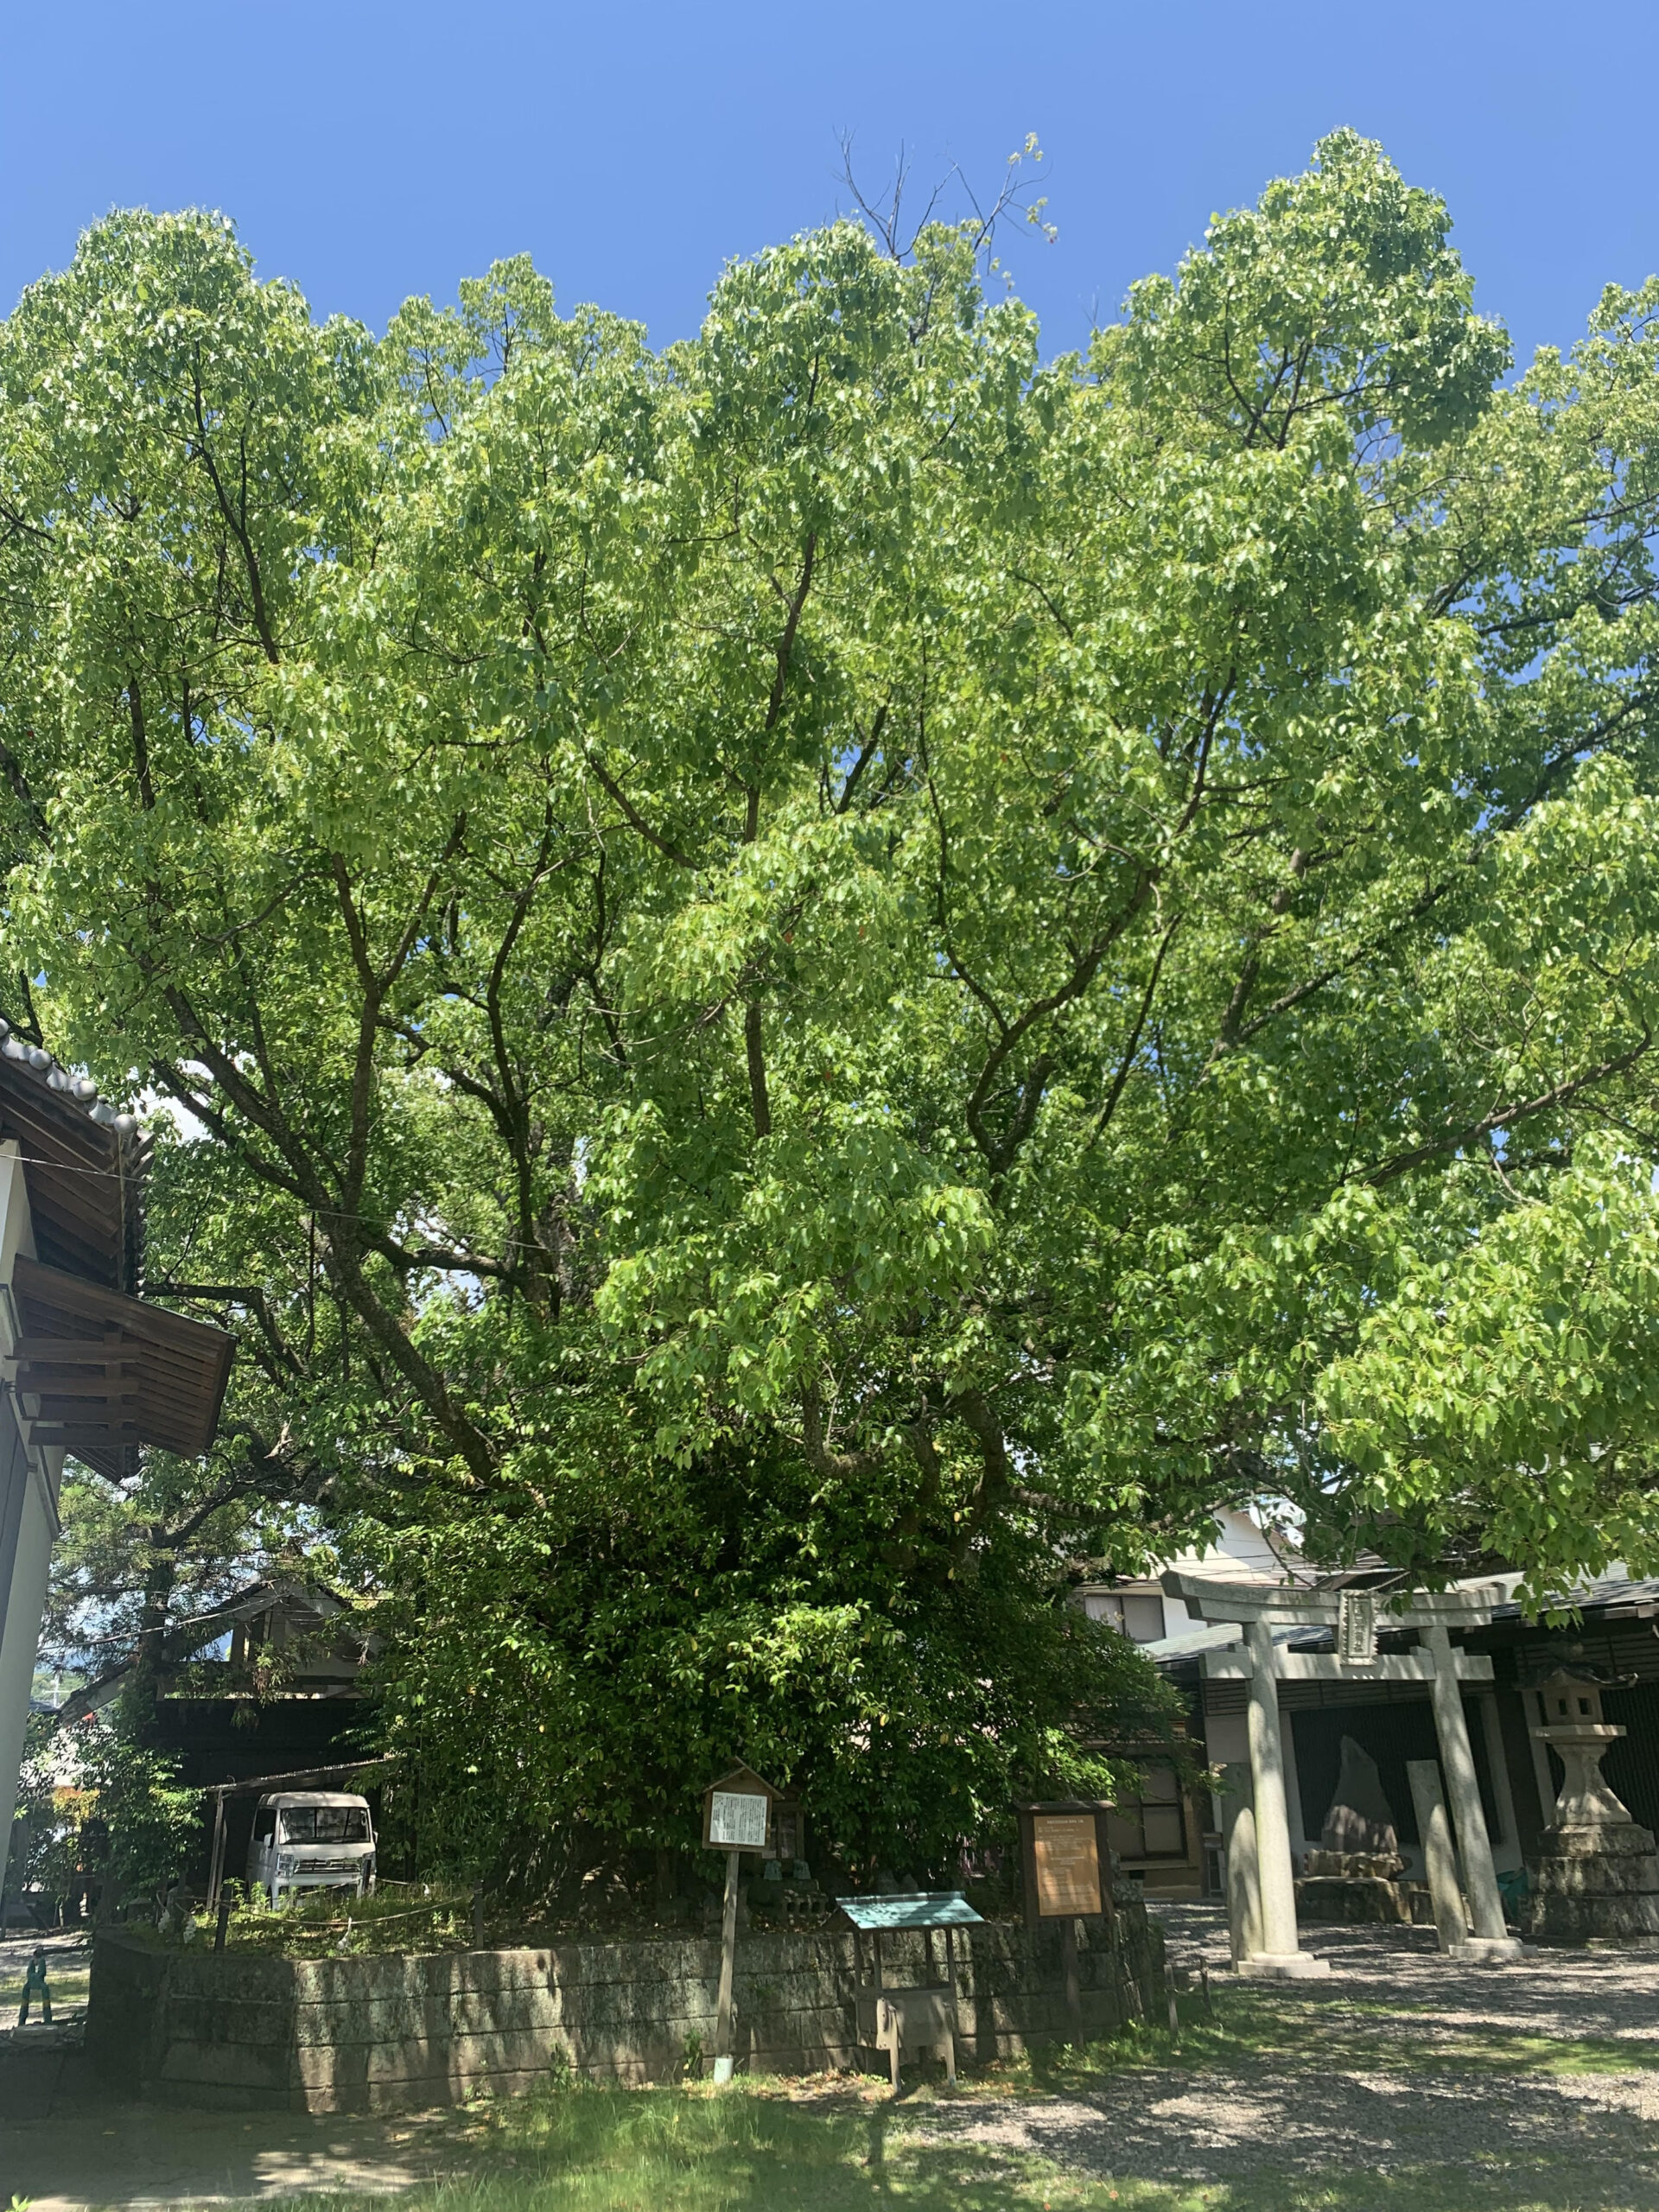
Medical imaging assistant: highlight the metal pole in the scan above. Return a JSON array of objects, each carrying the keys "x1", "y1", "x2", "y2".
[{"x1": 714, "y1": 1847, "x2": 740, "y2": 2083}]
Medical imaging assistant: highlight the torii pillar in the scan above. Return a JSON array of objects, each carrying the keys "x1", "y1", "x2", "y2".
[
  {"x1": 1241, "y1": 1611, "x2": 1319, "y2": 1974},
  {"x1": 1164, "y1": 1573, "x2": 1526, "y2": 1973}
]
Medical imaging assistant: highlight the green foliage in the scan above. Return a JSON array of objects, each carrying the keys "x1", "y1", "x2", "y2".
[
  {"x1": 186, "y1": 1875, "x2": 477, "y2": 1956},
  {"x1": 57, "y1": 1699, "x2": 200, "y2": 1906},
  {"x1": 8, "y1": 130, "x2": 1659, "y2": 1863},
  {"x1": 40, "y1": 1441, "x2": 328, "y2": 1694},
  {"x1": 8, "y1": 1710, "x2": 83, "y2": 1903},
  {"x1": 363, "y1": 1444, "x2": 1174, "y2": 1876}
]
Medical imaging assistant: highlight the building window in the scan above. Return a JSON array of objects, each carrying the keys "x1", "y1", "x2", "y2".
[
  {"x1": 1105, "y1": 1766, "x2": 1186, "y2": 1859},
  {"x1": 1084, "y1": 1590, "x2": 1166, "y2": 1643}
]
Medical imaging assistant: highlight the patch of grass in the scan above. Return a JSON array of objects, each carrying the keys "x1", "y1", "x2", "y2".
[
  {"x1": 200, "y1": 1879, "x2": 712, "y2": 1960},
  {"x1": 0, "y1": 1963, "x2": 90, "y2": 2012},
  {"x1": 204, "y1": 1880, "x2": 483, "y2": 1959},
  {"x1": 1199, "y1": 1986, "x2": 1659, "y2": 2080},
  {"x1": 186, "y1": 2085, "x2": 1096, "y2": 2211}
]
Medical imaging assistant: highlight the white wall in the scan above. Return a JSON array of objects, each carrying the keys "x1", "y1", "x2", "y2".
[
  {"x1": 0, "y1": 1141, "x2": 66, "y2": 1882},
  {"x1": 0, "y1": 1427, "x2": 54, "y2": 1868}
]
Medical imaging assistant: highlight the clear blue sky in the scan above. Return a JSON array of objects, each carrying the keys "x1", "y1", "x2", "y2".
[{"x1": 5, "y1": 1, "x2": 1656, "y2": 369}]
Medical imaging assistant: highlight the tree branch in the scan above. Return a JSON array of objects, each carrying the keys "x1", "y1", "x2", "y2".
[
  {"x1": 965, "y1": 877, "x2": 1155, "y2": 1173},
  {"x1": 1085, "y1": 911, "x2": 1182, "y2": 1149},
  {"x1": 1361, "y1": 1038, "x2": 1654, "y2": 1188}
]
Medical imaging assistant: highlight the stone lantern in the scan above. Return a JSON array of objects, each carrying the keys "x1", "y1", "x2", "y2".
[
  {"x1": 1535, "y1": 1673, "x2": 1631, "y2": 1826},
  {"x1": 1527, "y1": 1666, "x2": 1659, "y2": 1948}
]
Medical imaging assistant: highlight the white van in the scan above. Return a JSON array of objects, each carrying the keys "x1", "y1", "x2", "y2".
[{"x1": 245, "y1": 1791, "x2": 377, "y2": 1906}]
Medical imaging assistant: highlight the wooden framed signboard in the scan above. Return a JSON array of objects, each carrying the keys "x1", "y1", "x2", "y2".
[
  {"x1": 707, "y1": 1786, "x2": 770, "y2": 1851},
  {"x1": 701, "y1": 1764, "x2": 783, "y2": 2083},
  {"x1": 1015, "y1": 1800, "x2": 1115, "y2": 1936},
  {"x1": 1033, "y1": 1812, "x2": 1103, "y2": 1916},
  {"x1": 1015, "y1": 1798, "x2": 1115, "y2": 2042},
  {"x1": 702, "y1": 1764, "x2": 778, "y2": 1853}
]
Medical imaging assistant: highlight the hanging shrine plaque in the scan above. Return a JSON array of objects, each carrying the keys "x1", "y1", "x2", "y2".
[
  {"x1": 1032, "y1": 1812, "x2": 1103, "y2": 1916},
  {"x1": 1338, "y1": 1590, "x2": 1378, "y2": 1663}
]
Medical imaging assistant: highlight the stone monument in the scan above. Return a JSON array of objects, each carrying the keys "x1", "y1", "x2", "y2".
[
  {"x1": 1527, "y1": 1667, "x2": 1659, "y2": 1949},
  {"x1": 1322, "y1": 1733, "x2": 1401, "y2": 1854},
  {"x1": 1297, "y1": 1737, "x2": 1414, "y2": 1925}
]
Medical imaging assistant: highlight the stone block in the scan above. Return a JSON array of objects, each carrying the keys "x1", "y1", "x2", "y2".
[
  {"x1": 1531, "y1": 1858, "x2": 1659, "y2": 1897},
  {"x1": 1296, "y1": 1874, "x2": 1411, "y2": 1925},
  {"x1": 1529, "y1": 1821, "x2": 1659, "y2": 1948},
  {"x1": 1533, "y1": 1891, "x2": 1659, "y2": 1943},
  {"x1": 1538, "y1": 1821, "x2": 1659, "y2": 1859}
]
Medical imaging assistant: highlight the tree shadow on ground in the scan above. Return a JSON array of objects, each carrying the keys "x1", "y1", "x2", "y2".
[{"x1": 241, "y1": 2084, "x2": 1659, "y2": 2212}]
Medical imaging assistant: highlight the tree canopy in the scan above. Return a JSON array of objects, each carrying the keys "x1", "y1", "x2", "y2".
[{"x1": 9, "y1": 130, "x2": 1659, "y2": 1872}]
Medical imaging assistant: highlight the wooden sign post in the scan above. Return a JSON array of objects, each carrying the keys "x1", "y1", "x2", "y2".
[
  {"x1": 1016, "y1": 1800, "x2": 1115, "y2": 2044},
  {"x1": 702, "y1": 1764, "x2": 780, "y2": 2083}
]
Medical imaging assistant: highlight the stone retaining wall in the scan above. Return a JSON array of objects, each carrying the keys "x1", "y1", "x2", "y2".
[{"x1": 87, "y1": 1904, "x2": 1165, "y2": 2112}]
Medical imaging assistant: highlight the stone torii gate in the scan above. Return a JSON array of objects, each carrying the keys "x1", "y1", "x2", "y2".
[{"x1": 1161, "y1": 1572, "x2": 1526, "y2": 1975}]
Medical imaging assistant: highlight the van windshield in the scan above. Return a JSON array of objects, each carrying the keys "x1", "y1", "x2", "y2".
[{"x1": 277, "y1": 1806, "x2": 370, "y2": 1845}]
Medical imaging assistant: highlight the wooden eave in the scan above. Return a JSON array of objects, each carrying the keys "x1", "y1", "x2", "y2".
[
  {"x1": 11, "y1": 1252, "x2": 234, "y2": 1478},
  {"x1": 0, "y1": 1049, "x2": 146, "y2": 1294}
]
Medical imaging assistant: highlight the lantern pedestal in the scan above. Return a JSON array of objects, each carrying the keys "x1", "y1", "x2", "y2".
[
  {"x1": 1527, "y1": 1688, "x2": 1659, "y2": 1949},
  {"x1": 1529, "y1": 1808, "x2": 1659, "y2": 1949}
]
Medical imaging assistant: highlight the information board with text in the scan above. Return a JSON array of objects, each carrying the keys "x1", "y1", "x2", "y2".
[
  {"x1": 1033, "y1": 1811, "x2": 1103, "y2": 1916},
  {"x1": 708, "y1": 1789, "x2": 770, "y2": 1850}
]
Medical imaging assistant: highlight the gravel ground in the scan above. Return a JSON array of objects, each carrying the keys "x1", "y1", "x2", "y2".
[{"x1": 899, "y1": 1904, "x2": 1659, "y2": 2194}]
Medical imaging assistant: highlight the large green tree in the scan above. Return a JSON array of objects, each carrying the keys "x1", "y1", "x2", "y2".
[{"x1": 7, "y1": 131, "x2": 1659, "y2": 1872}]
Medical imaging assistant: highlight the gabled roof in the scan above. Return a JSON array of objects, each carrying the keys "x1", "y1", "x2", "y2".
[{"x1": 54, "y1": 1580, "x2": 372, "y2": 1724}]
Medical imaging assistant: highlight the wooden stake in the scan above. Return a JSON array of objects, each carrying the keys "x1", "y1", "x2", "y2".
[
  {"x1": 715, "y1": 1847, "x2": 741, "y2": 2080},
  {"x1": 205, "y1": 1793, "x2": 227, "y2": 1916},
  {"x1": 1061, "y1": 1916, "x2": 1083, "y2": 2044}
]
